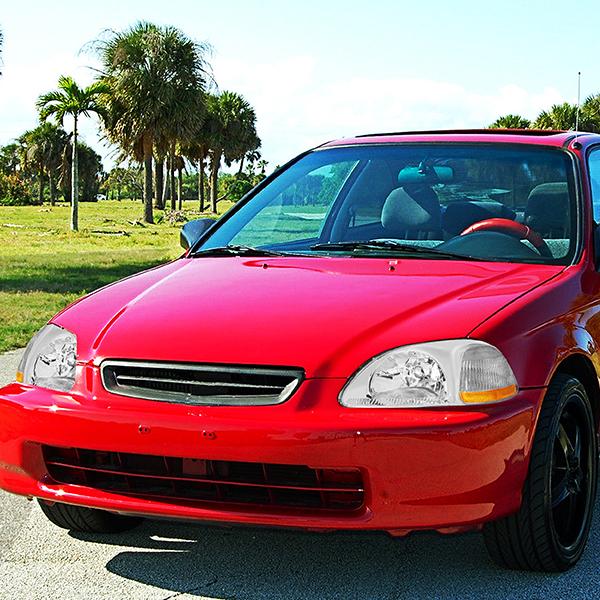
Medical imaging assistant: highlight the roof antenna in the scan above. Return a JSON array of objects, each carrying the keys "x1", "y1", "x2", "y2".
[{"x1": 575, "y1": 71, "x2": 582, "y2": 143}]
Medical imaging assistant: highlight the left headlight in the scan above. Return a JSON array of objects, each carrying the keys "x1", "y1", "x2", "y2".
[
  {"x1": 339, "y1": 339, "x2": 517, "y2": 408},
  {"x1": 16, "y1": 324, "x2": 77, "y2": 391}
]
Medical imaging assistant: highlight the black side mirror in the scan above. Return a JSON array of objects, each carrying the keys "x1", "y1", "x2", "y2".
[{"x1": 180, "y1": 218, "x2": 215, "y2": 250}]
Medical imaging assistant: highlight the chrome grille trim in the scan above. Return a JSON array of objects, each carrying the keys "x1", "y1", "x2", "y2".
[
  {"x1": 115, "y1": 375, "x2": 283, "y2": 390},
  {"x1": 100, "y1": 360, "x2": 304, "y2": 406}
]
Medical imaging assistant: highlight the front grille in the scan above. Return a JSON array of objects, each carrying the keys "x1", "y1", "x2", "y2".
[
  {"x1": 101, "y1": 360, "x2": 304, "y2": 406},
  {"x1": 42, "y1": 446, "x2": 364, "y2": 512}
]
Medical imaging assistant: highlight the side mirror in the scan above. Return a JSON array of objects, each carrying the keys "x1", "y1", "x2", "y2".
[{"x1": 180, "y1": 218, "x2": 215, "y2": 250}]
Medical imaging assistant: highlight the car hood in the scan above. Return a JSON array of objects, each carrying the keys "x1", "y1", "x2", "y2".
[{"x1": 55, "y1": 256, "x2": 563, "y2": 378}]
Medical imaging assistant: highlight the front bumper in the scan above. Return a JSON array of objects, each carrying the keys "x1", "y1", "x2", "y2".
[{"x1": 0, "y1": 373, "x2": 544, "y2": 534}]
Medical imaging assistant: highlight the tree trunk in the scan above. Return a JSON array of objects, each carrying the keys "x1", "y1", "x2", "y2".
[
  {"x1": 143, "y1": 136, "x2": 154, "y2": 224},
  {"x1": 155, "y1": 159, "x2": 164, "y2": 209},
  {"x1": 38, "y1": 165, "x2": 45, "y2": 205},
  {"x1": 169, "y1": 146, "x2": 176, "y2": 211},
  {"x1": 198, "y1": 158, "x2": 205, "y2": 212},
  {"x1": 237, "y1": 154, "x2": 245, "y2": 175},
  {"x1": 163, "y1": 155, "x2": 170, "y2": 203},
  {"x1": 49, "y1": 174, "x2": 56, "y2": 206},
  {"x1": 177, "y1": 169, "x2": 183, "y2": 211},
  {"x1": 71, "y1": 116, "x2": 79, "y2": 231},
  {"x1": 210, "y1": 153, "x2": 220, "y2": 214}
]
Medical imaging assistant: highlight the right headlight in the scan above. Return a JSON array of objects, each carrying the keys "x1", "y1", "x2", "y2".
[
  {"x1": 339, "y1": 339, "x2": 517, "y2": 408},
  {"x1": 16, "y1": 324, "x2": 77, "y2": 392}
]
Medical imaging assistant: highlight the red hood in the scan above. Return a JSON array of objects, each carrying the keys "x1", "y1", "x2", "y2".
[{"x1": 54, "y1": 256, "x2": 562, "y2": 378}]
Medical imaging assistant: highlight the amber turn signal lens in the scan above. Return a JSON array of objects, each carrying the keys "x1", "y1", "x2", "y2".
[
  {"x1": 15, "y1": 371, "x2": 24, "y2": 383},
  {"x1": 460, "y1": 384, "x2": 517, "y2": 404}
]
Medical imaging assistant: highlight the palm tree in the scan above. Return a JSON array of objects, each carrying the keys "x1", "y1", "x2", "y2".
[
  {"x1": 180, "y1": 139, "x2": 209, "y2": 211},
  {"x1": 533, "y1": 103, "x2": 578, "y2": 131},
  {"x1": 0, "y1": 143, "x2": 20, "y2": 176},
  {"x1": 153, "y1": 154, "x2": 165, "y2": 209},
  {"x1": 489, "y1": 114, "x2": 531, "y2": 129},
  {"x1": 17, "y1": 129, "x2": 46, "y2": 205},
  {"x1": 95, "y1": 22, "x2": 211, "y2": 224},
  {"x1": 37, "y1": 76, "x2": 109, "y2": 230},
  {"x1": 18, "y1": 123, "x2": 69, "y2": 205},
  {"x1": 204, "y1": 91, "x2": 260, "y2": 212},
  {"x1": 180, "y1": 93, "x2": 213, "y2": 212},
  {"x1": 104, "y1": 165, "x2": 143, "y2": 201},
  {"x1": 70, "y1": 143, "x2": 103, "y2": 202},
  {"x1": 580, "y1": 95, "x2": 600, "y2": 133}
]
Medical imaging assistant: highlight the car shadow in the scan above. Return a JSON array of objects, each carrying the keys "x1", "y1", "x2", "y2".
[{"x1": 69, "y1": 501, "x2": 600, "y2": 599}]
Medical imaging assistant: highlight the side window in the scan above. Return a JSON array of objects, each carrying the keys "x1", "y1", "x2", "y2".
[{"x1": 589, "y1": 148, "x2": 600, "y2": 222}]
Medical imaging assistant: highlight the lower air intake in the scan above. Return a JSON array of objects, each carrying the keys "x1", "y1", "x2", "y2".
[{"x1": 42, "y1": 446, "x2": 365, "y2": 513}]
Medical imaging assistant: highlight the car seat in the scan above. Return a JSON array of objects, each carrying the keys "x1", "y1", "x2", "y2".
[
  {"x1": 524, "y1": 182, "x2": 570, "y2": 238},
  {"x1": 380, "y1": 185, "x2": 442, "y2": 240}
]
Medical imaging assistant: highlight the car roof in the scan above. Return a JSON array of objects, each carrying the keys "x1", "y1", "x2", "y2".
[{"x1": 321, "y1": 129, "x2": 600, "y2": 150}]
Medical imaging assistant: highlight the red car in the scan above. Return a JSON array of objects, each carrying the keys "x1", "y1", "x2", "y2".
[{"x1": 2, "y1": 129, "x2": 600, "y2": 572}]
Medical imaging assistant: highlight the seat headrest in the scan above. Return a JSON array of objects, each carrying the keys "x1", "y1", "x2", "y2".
[
  {"x1": 525, "y1": 183, "x2": 569, "y2": 236},
  {"x1": 442, "y1": 201, "x2": 516, "y2": 236},
  {"x1": 381, "y1": 186, "x2": 441, "y2": 233}
]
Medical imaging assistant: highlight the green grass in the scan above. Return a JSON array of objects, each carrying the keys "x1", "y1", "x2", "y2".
[{"x1": 0, "y1": 200, "x2": 233, "y2": 353}]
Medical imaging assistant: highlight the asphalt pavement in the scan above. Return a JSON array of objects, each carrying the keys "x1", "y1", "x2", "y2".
[{"x1": 1, "y1": 348, "x2": 599, "y2": 599}]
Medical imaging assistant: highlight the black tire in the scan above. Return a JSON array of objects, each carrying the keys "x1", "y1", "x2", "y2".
[
  {"x1": 38, "y1": 500, "x2": 142, "y2": 533},
  {"x1": 483, "y1": 374, "x2": 598, "y2": 571}
]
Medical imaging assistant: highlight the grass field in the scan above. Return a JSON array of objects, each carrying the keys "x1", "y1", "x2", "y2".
[{"x1": 0, "y1": 200, "x2": 233, "y2": 353}]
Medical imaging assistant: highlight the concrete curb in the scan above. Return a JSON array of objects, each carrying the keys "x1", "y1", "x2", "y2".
[{"x1": 0, "y1": 348, "x2": 24, "y2": 388}]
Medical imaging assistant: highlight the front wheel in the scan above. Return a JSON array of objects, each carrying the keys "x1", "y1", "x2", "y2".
[
  {"x1": 38, "y1": 500, "x2": 142, "y2": 533},
  {"x1": 484, "y1": 374, "x2": 598, "y2": 571}
]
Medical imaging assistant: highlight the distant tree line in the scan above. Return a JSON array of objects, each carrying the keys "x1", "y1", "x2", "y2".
[
  {"x1": 100, "y1": 159, "x2": 268, "y2": 205},
  {"x1": 0, "y1": 124, "x2": 102, "y2": 207},
  {"x1": 489, "y1": 95, "x2": 600, "y2": 131},
  {"x1": 0, "y1": 21, "x2": 263, "y2": 231}
]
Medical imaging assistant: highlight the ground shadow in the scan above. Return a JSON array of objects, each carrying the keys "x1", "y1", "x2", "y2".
[
  {"x1": 0, "y1": 260, "x2": 167, "y2": 295},
  {"x1": 70, "y1": 501, "x2": 600, "y2": 600}
]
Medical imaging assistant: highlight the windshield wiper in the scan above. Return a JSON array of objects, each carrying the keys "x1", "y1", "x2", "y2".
[
  {"x1": 310, "y1": 240, "x2": 479, "y2": 261},
  {"x1": 191, "y1": 244, "x2": 289, "y2": 257}
]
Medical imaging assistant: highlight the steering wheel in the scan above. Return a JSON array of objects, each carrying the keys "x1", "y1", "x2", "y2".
[{"x1": 460, "y1": 218, "x2": 552, "y2": 258}]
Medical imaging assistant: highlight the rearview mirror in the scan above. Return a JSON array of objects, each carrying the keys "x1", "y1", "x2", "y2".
[{"x1": 180, "y1": 218, "x2": 215, "y2": 250}]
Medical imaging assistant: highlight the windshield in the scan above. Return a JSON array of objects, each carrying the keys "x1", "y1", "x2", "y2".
[{"x1": 195, "y1": 144, "x2": 578, "y2": 265}]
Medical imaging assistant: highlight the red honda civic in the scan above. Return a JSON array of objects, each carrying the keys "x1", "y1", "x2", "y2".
[{"x1": 2, "y1": 129, "x2": 600, "y2": 572}]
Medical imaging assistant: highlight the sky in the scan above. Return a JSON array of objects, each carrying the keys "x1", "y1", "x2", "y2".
[{"x1": 1, "y1": 0, "x2": 599, "y2": 171}]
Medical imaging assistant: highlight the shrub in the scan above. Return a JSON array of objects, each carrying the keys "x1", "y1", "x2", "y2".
[{"x1": 0, "y1": 173, "x2": 35, "y2": 205}]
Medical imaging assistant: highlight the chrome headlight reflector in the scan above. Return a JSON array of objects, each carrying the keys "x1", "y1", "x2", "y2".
[
  {"x1": 339, "y1": 340, "x2": 517, "y2": 408},
  {"x1": 16, "y1": 324, "x2": 77, "y2": 392}
]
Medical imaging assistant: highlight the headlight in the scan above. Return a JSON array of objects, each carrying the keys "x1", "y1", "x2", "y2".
[
  {"x1": 339, "y1": 340, "x2": 517, "y2": 408},
  {"x1": 16, "y1": 324, "x2": 77, "y2": 391}
]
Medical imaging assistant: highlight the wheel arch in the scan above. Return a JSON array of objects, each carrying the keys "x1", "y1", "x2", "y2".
[{"x1": 552, "y1": 352, "x2": 600, "y2": 430}]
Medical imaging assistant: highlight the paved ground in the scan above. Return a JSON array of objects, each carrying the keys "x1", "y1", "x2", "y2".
[{"x1": 2, "y1": 349, "x2": 600, "y2": 599}]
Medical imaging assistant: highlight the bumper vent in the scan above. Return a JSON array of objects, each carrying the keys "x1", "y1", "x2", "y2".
[
  {"x1": 100, "y1": 360, "x2": 304, "y2": 406},
  {"x1": 42, "y1": 446, "x2": 364, "y2": 512}
]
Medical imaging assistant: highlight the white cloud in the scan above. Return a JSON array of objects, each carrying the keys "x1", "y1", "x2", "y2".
[
  {"x1": 0, "y1": 50, "x2": 108, "y2": 157},
  {"x1": 0, "y1": 50, "x2": 567, "y2": 171},
  {"x1": 214, "y1": 55, "x2": 564, "y2": 168}
]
